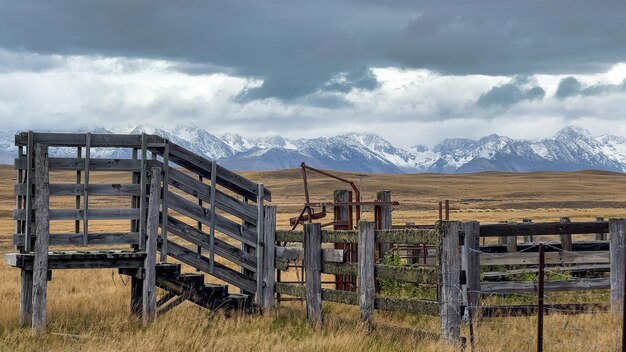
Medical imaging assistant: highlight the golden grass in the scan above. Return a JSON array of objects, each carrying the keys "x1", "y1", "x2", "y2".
[{"x1": 1, "y1": 165, "x2": 625, "y2": 351}]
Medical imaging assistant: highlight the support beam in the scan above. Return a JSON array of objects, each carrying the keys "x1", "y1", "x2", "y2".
[
  {"x1": 440, "y1": 221, "x2": 462, "y2": 345},
  {"x1": 463, "y1": 221, "x2": 481, "y2": 310},
  {"x1": 358, "y1": 221, "x2": 375, "y2": 328},
  {"x1": 610, "y1": 218, "x2": 626, "y2": 313},
  {"x1": 376, "y1": 190, "x2": 392, "y2": 257},
  {"x1": 143, "y1": 167, "x2": 162, "y2": 325},
  {"x1": 261, "y1": 206, "x2": 276, "y2": 311},
  {"x1": 19, "y1": 270, "x2": 33, "y2": 327},
  {"x1": 31, "y1": 144, "x2": 50, "y2": 333},
  {"x1": 305, "y1": 223, "x2": 322, "y2": 324},
  {"x1": 560, "y1": 217, "x2": 573, "y2": 252}
]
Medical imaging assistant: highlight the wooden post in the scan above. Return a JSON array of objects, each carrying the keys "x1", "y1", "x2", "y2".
[
  {"x1": 139, "y1": 133, "x2": 147, "y2": 251},
  {"x1": 610, "y1": 218, "x2": 626, "y2": 313},
  {"x1": 334, "y1": 189, "x2": 352, "y2": 291},
  {"x1": 82, "y1": 132, "x2": 91, "y2": 246},
  {"x1": 261, "y1": 206, "x2": 276, "y2": 311},
  {"x1": 256, "y1": 183, "x2": 265, "y2": 303},
  {"x1": 440, "y1": 221, "x2": 462, "y2": 345},
  {"x1": 304, "y1": 222, "x2": 322, "y2": 324},
  {"x1": 462, "y1": 221, "x2": 481, "y2": 309},
  {"x1": 522, "y1": 218, "x2": 533, "y2": 243},
  {"x1": 560, "y1": 217, "x2": 573, "y2": 251},
  {"x1": 31, "y1": 143, "x2": 50, "y2": 333},
  {"x1": 376, "y1": 190, "x2": 392, "y2": 257},
  {"x1": 497, "y1": 220, "x2": 509, "y2": 252},
  {"x1": 143, "y1": 167, "x2": 162, "y2": 325},
  {"x1": 596, "y1": 217, "x2": 607, "y2": 241},
  {"x1": 19, "y1": 270, "x2": 33, "y2": 327},
  {"x1": 160, "y1": 140, "x2": 169, "y2": 262},
  {"x1": 358, "y1": 220, "x2": 375, "y2": 327}
]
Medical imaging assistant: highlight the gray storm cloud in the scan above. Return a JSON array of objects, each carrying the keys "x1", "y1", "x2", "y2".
[{"x1": 1, "y1": 0, "x2": 626, "y2": 103}]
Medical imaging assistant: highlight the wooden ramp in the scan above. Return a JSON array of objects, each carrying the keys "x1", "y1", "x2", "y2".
[{"x1": 6, "y1": 131, "x2": 275, "y2": 332}]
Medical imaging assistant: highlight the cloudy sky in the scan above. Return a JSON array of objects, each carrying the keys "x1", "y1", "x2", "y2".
[{"x1": 1, "y1": 0, "x2": 626, "y2": 146}]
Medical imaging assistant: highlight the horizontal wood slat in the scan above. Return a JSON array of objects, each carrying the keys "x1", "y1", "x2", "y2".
[
  {"x1": 15, "y1": 157, "x2": 143, "y2": 171},
  {"x1": 480, "y1": 251, "x2": 609, "y2": 266},
  {"x1": 13, "y1": 232, "x2": 140, "y2": 247},
  {"x1": 166, "y1": 216, "x2": 257, "y2": 272},
  {"x1": 166, "y1": 191, "x2": 257, "y2": 247},
  {"x1": 165, "y1": 241, "x2": 256, "y2": 293},
  {"x1": 480, "y1": 277, "x2": 610, "y2": 294},
  {"x1": 276, "y1": 228, "x2": 439, "y2": 245},
  {"x1": 15, "y1": 183, "x2": 141, "y2": 196},
  {"x1": 480, "y1": 221, "x2": 609, "y2": 237},
  {"x1": 14, "y1": 208, "x2": 140, "y2": 221},
  {"x1": 15, "y1": 132, "x2": 163, "y2": 148},
  {"x1": 275, "y1": 283, "x2": 439, "y2": 315},
  {"x1": 321, "y1": 262, "x2": 438, "y2": 285},
  {"x1": 5, "y1": 251, "x2": 146, "y2": 270}
]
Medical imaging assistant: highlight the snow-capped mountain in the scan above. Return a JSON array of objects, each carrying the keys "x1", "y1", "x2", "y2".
[{"x1": 2, "y1": 125, "x2": 626, "y2": 174}]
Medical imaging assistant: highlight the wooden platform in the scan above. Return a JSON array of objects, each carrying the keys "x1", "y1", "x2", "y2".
[{"x1": 5, "y1": 250, "x2": 146, "y2": 270}]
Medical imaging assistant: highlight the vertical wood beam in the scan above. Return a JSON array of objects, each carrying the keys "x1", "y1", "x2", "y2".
[
  {"x1": 31, "y1": 143, "x2": 50, "y2": 333},
  {"x1": 560, "y1": 217, "x2": 573, "y2": 251},
  {"x1": 522, "y1": 218, "x2": 533, "y2": 243},
  {"x1": 610, "y1": 218, "x2": 626, "y2": 313},
  {"x1": 24, "y1": 131, "x2": 33, "y2": 252},
  {"x1": 19, "y1": 269, "x2": 33, "y2": 327},
  {"x1": 75, "y1": 147, "x2": 82, "y2": 235},
  {"x1": 255, "y1": 183, "x2": 265, "y2": 302},
  {"x1": 462, "y1": 221, "x2": 481, "y2": 310},
  {"x1": 304, "y1": 222, "x2": 322, "y2": 325},
  {"x1": 139, "y1": 134, "x2": 147, "y2": 250},
  {"x1": 376, "y1": 190, "x2": 393, "y2": 257},
  {"x1": 143, "y1": 167, "x2": 162, "y2": 325},
  {"x1": 358, "y1": 220, "x2": 375, "y2": 327},
  {"x1": 440, "y1": 221, "x2": 462, "y2": 345},
  {"x1": 333, "y1": 189, "x2": 352, "y2": 291},
  {"x1": 82, "y1": 133, "x2": 91, "y2": 246},
  {"x1": 209, "y1": 161, "x2": 218, "y2": 273},
  {"x1": 261, "y1": 206, "x2": 276, "y2": 311},
  {"x1": 130, "y1": 277, "x2": 143, "y2": 317},
  {"x1": 596, "y1": 217, "x2": 607, "y2": 241},
  {"x1": 160, "y1": 140, "x2": 169, "y2": 262}
]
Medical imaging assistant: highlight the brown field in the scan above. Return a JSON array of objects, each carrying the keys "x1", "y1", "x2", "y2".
[{"x1": 1, "y1": 165, "x2": 625, "y2": 351}]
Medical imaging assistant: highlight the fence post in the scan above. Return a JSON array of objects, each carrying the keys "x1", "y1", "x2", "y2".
[
  {"x1": 596, "y1": 217, "x2": 607, "y2": 241},
  {"x1": 376, "y1": 190, "x2": 392, "y2": 256},
  {"x1": 358, "y1": 220, "x2": 376, "y2": 328},
  {"x1": 261, "y1": 206, "x2": 277, "y2": 311},
  {"x1": 560, "y1": 217, "x2": 573, "y2": 251},
  {"x1": 142, "y1": 167, "x2": 162, "y2": 325},
  {"x1": 462, "y1": 221, "x2": 481, "y2": 310},
  {"x1": 522, "y1": 218, "x2": 534, "y2": 243},
  {"x1": 440, "y1": 221, "x2": 462, "y2": 344},
  {"x1": 304, "y1": 222, "x2": 322, "y2": 325},
  {"x1": 610, "y1": 218, "x2": 626, "y2": 313},
  {"x1": 334, "y1": 189, "x2": 352, "y2": 291}
]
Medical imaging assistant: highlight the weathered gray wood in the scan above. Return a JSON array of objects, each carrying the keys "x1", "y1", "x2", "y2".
[
  {"x1": 31, "y1": 143, "x2": 50, "y2": 333},
  {"x1": 143, "y1": 167, "x2": 161, "y2": 325},
  {"x1": 156, "y1": 294, "x2": 187, "y2": 316},
  {"x1": 463, "y1": 221, "x2": 481, "y2": 309},
  {"x1": 165, "y1": 190, "x2": 257, "y2": 247},
  {"x1": 15, "y1": 156, "x2": 144, "y2": 171},
  {"x1": 160, "y1": 140, "x2": 169, "y2": 262},
  {"x1": 440, "y1": 221, "x2": 461, "y2": 345},
  {"x1": 480, "y1": 251, "x2": 609, "y2": 266},
  {"x1": 304, "y1": 223, "x2": 322, "y2": 324},
  {"x1": 166, "y1": 216, "x2": 257, "y2": 271},
  {"x1": 14, "y1": 232, "x2": 140, "y2": 247},
  {"x1": 139, "y1": 133, "x2": 147, "y2": 251},
  {"x1": 131, "y1": 276, "x2": 143, "y2": 317},
  {"x1": 522, "y1": 218, "x2": 534, "y2": 242},
  {"x1": 261, "y1": 206, "x2": 276, "y2": 310},
  {"x1": 275, "y1": 228, "x2": 439, "y2": 245},
  {"x1": 482, "y1": 264, "x2": 610, "y2": 281},
  {"x1": 83, "y1": 133, "x2": 91, "y2": 247},
  {"x1": 358, "y1": 221, "x2": 375, "y2": 326},
  {"x1": 14, "y1": 208, "x2": 141, "y2": 221},
  {"x1": 75, "y1": 147, "x2": 82, "y2": 235},
  {"x1": 275, "y1": 283, "x2": 439, "y2": 315},
  {"x1": 15, "y1": 132, "x2": 160, "y2": 148},
  {"x1": 165, "y1": 241, "x2": 257, "y2": 293},
  {"x1": 255, "y1": 183, "x2": 265, "y2": 302},
  {"x1": 209, "y1": 160, "x2": 218, "y2": 273},
  {"x1": 6, "y1": 251, "x2": 146, "y2": 270},
  {"x1": 15, "y1": 183, "x2": 142, "y2": 197},
  {"x1": 24, "y1": 131, "x2": 33, "y2": 252},
  {"x1": 276, "y1": 247, "x2": 345, "y2": 263},
  {"x1": 19, "y1": 269, "x2": 33, "y2": 327},
  {"x1": 610, "y1": 218, "x2": 626, "y2": 313},
  {"x1": 480, "y1": 221, "x2": 608, "y2": 237},
  {"x1": 480, "y1": 277, "x2": 610, "y2": 293},
  {"x1": 376, "y1": 191, "x2": 392, "y2": 256},
  {"x1": 321, "y1": 262, "x2": 438, "y2": 284},
  {"x1": 596, "y1": 217, "x2": 607, "y2": 241},
  {"x1": 156, "y1": 291, "x2": 176, "y2": 308},
  {"x1": 560, "y1": 217, "x2": 573, "y2": 251}
]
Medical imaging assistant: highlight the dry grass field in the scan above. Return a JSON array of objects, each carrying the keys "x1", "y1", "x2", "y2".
[{"x1": 1, "y1": 165, "x2": 625, "y2": 351}]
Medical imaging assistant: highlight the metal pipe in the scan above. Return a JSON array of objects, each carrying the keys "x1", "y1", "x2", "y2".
[{"x1": 537, "y1": 242, "x2": 545, "y2": 352}]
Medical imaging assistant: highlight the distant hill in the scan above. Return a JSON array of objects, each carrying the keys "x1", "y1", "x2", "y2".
[{"x1": 1, "y1": 125, "x2": 626, "y2": 174}]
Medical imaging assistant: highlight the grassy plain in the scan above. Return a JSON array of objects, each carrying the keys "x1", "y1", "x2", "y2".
[{"x1": 1, "y1": 165, "x2": 625, "y2": 351}]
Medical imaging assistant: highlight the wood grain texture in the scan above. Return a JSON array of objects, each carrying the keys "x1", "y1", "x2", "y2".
[
  {"x1": 261, "y1": 206, "x2": 276, "y2": 310},
  {"x1": 143, "y1": 167, "x2": 161, "y2": 325},
  {"x1": 610, "y1": 218, "x2": 626, "y2": 312},
  {"x1": 439, "y1": 221, "x2": 461, "y2": 344},
  {"x1": 31, "y1": 144, "x2": 50, "y2": 333},
  {"x1": 358, "y1": 221, "x2": 375, "y2": 326},
  {"x1": 304, "y1": 223, "x2": 322, "y2": 324}
]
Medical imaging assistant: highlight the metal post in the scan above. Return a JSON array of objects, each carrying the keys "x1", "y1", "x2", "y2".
[{"x1": 537, "y1": 242, "x2": 545, "y2": 352}]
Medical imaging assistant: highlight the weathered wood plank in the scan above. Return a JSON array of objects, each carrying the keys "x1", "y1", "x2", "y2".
[
  {"x1": 275, "y1": 247, "x2": 345, "y2": 263},
  {"x1": 440, "y1": 221, "x2": 462, "y2": 344},
  {"x1": 143, "y1": 167, "x2": 161, "y2": 325},
  {"x1": 275, "y1": 228, "x2": 439, "y2": 245},
  {"x1": 15, "y1": 183, "x2": 141, "y2": 196},
  {"x1": 255, "y1": 183, "x2": 264, "y2": 302},
  {"x1": 166, "y1": 190, "x2": 257, "y2": 247},
  {"x1": 480, "y1": 221, "x2": 609, "y2": 237},
  {"x1": 32, "y1": 144, "x2": 50, "y2": 333},
  {"x1": 160, "y1": 140, "x2": 169, "y2": 262},
  {"x1": 6, "y1": 251, "x2": 146, "y2": 270},
  {"x1": 610, "y1": 218, "x2": 626, "y2": 313},
  {"x1": 480, "y1": 277, "x2": 610, "y2": 293},
  {"x1": 480, "y1": 251, "x2": 610, "y2": 266},
  {"x1": 15, "y1": 157, "x2": 144, "y2": 171},
  {"x1": 359, "y1": 221, "x2": 375, "y2": 326},
  {"x1": 304, "y1": 223, "x2": 322, "y2": 324},
  {"x1": 482, "y1": 264, "x2": 610, "y2": 281},
  {"x1": 15, "y1": 132, "x2": 161, "y2": 148},
  {"x1": 24, "y1": 131, "x2": 33, "y2": 252},
  {"x1": 139, "y1": 134, "x2": 147, "y2": 251},
  {"x1": 14, "y1": 232, "x2": 140, "y2": 247},
  {"x1": 14, "y1": 208, "x2": 141, "y2": 221},
  {"x1": 166, "y1": 216, "x2": 257, "y2": 271},
  {"x1": 261, "y1": 206, "x2": 276, "y2": 310},
  {"x1": 376, "y1": 190, "x2": 393, "y2": 256},
  {"x1": 321, "y1": 262, "x2": 438, "y2": 285},
  {"x1": 82, "y1": 133, "x2": 91, "y2": 247},
  {"x1": 165, "y1": 241, "x2": 256, "y2": 293},
  {"x1": 19, "y1": 270, "x2": 33, "y2": 327},
  {"x1": 463, "y1": 221, "x2": 481, "y2": 309}
]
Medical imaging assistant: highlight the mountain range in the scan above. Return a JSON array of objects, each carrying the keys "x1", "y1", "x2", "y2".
[{"x1": 1, "y1": 125, "x2": 626, "y2": 174}]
